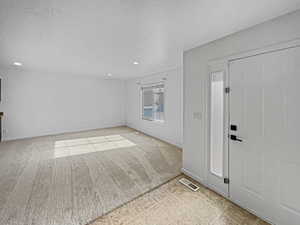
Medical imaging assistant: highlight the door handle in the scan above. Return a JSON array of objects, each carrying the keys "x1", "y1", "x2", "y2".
[{"x1": 230, "y1": 135, "x2": 243, "y2": 142}]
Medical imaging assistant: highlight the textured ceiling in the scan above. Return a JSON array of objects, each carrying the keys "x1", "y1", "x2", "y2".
[{"x1": 0, "y1": 0, "x2": 300, "y2": 78}]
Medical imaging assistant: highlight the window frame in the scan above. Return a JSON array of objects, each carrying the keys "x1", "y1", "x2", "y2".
[{"x1": 140, "y1": 82, "x2": 165, "y2": 123}]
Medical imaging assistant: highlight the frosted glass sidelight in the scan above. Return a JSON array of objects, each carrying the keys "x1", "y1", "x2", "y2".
[{"x1": 210, "y1": 71, "x2": 224, "y2": 177}]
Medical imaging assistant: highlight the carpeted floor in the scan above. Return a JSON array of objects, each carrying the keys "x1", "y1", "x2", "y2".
[
  {"x1": 0, "y1": 126, "x2": 182, "y2": 225},
  {"x1": 90, "y1": 175, "x2": 270, "y2": 225}
]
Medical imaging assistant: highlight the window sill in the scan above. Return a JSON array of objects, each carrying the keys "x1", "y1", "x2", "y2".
[{"x1": 142, "y1": 118, "x2": 165, "y2": 124}]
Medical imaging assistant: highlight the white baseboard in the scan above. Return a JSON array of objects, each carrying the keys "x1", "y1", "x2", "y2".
[
  {"x1": 126, "y1": 123, "x2": 182, "y2": 148},
  {"x1": 3, "y1": 122, "x2": 126, "y2": 142},
  {"x1": 228, "y1": 198, "x2": 275, "y2": 225},
  {"x1": 181, "y1": 168, "x2": 207, "y2": 187}
]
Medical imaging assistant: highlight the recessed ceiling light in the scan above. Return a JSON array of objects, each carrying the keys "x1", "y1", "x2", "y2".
[
  {"x1": 133, "y1": 61, "x2": 139, "y2": 65},
  {"x1": 107, "y1": 73, "x2": 112, "y2": 76},
  {"x1": 13, "y1": 62, "x2": 22, "y2": 66}
]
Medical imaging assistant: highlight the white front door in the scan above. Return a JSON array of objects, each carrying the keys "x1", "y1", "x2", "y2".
[{"x1": 229, "y1": 46, "x2": 300, "y2": 225}]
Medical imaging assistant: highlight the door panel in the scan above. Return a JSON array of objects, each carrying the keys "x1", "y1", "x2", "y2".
[{"x1": 229, "y1": 46, "x2": 300, "y2": 225}]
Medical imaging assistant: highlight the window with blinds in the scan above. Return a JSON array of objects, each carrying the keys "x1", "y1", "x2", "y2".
[{"x1": 141, "y1": 84, "x2": 164, "y2": 122}]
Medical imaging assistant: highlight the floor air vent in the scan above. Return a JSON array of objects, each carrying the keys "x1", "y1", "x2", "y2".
[{"x1": 179, "y1": 178, "x2": 200, "y2": 191}]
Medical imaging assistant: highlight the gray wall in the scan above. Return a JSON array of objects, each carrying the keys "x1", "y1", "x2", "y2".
[
  {"x1": 0, "y1": 69, "x2": 126, "y2": 140},
  {"x1": 183, "y1": 10, "x2": 300, "y2": 182}
]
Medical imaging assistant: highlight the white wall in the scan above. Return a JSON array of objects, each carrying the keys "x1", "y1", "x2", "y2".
[
  {"x1": 0, "y1": 69, "x2": 125, "y2": 140},
  {"x1": 183, "y1": 10, "x2": 300, "y2": 183},
  {"x1": 125, "y1": 68, "x2": 183, "y2": 147}
]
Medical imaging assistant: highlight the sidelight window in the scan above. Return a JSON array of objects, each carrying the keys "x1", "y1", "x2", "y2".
[{"x1": 210, "y1": 71, "x2": 225, "y2": 177}]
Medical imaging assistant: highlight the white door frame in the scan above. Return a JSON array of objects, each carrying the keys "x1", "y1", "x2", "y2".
[
  {"x1": 227, "y1": 38, "x2": 300, "y2": 62},
  {"x1": 206, "y1": 37, "x2": 300, "y2": 225}
]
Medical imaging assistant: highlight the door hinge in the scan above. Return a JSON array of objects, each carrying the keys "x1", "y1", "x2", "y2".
[
  {"x1": 224, "y1": 178, "x2": 230, "y2": 184},
  {"x1": 225, "y1": 87, "x2": 230, "y2": 93}
]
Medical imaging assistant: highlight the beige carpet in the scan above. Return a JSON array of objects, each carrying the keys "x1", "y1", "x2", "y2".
[
  {"x1": 90, "y1": 175, "x2": 270, "y2": 225},
  {"x1": 0, "y1": 126, "x2": 182, "y2": 225}
]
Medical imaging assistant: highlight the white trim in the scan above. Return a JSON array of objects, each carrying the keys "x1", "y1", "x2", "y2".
[
  {"x1": 126, "y1": 123, "x2": 182, "y2": 148},
  {"x1": 139, "y1": 81, "x2": 165, "y2": 88},
  {"x1": 182, "y1": 168, "x2": 231, "y2": 198},
  {"x1": 126, "y1": 66, "x2": 181, "y2": 81},
  {"x1": 140, "y1": 82, "x2": 166, "y2": 123},
  {"x1": 0, "y1": 74, "x2": 2, "y2": 102},
  {"x1": 209, "y1": 38, "x2": 300, "y2": 64},
  {"x1": 228, "y1": 198, "x2": 276, "y2": 225},
  {"x1": 205, "y1": 62, "x2": 230, "y2": 197},
  {"x1": 181, "y1": 168, "x2": 207, "y2": 186},
  {"x1": 207, "y1": 182, "x2": 229, "y2": 198},
  {"x1": 229, "y1": 38, "x2": 300, "y2": 62},
  {"x1": 180, "y1": 54, "x2": 184, "y2": 145},
  {"x1": 2, "y1": 123, "x2": 126, "y2": 142}
]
